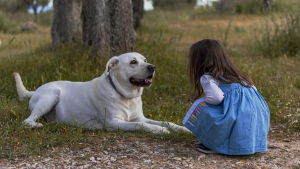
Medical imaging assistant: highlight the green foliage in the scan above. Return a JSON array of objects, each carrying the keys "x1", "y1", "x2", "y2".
[
  {"x1": 254, "y1": 9, "x2": 300, "y2": 57},
  {"x1": 0, "y1": 10, "x2": 53, "y2": 34},
  {"x1": 215, "y1": 0, "x2": 300, "y2": 15},
  {"x1": 0, "y1": 11, "x2": 8, "y2": 32},
  {"x1": 0, "y1": 0, "x2": 53, "y2": 33},
  {"x1": 38, "y1": 10, "x2": 53, "y2": 27},
  {"x1": 235, "y1": 0, "x2": 262, "y2": 14},
  {"x1": 23, "y1": 0, "x2": 50, "y2": 8},
  {"x1": 0, "y1": 0, "x2": 28, "y2": 12},
  {"x1": 271, "y1": 0, "x2": 300, "y2": 12},
  {"x1": 215, "y1": 0, "x2": 263, "y2": 14},
  {"x1": 0, "y1": 11, "x2": 21, "y2": 34},
  {"x1": 153, "y1": 0, "x2": 196, "y2": 10}
]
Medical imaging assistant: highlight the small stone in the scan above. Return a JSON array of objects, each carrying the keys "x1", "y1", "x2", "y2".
[
  {"x1": 198, "y1": 154, "x2": 206, "y2": 160},
  {"x1": 173, "y1": 157, "x2": 182, "y2": 161},
  {"x1": 127, "y1": 154, "x2": 135, "y2": 158},
  {"x1": 117, "y1": 144, "x2": 125, "y2": 149},
  {"x1": 83, "y1": 147, "x2": 91, "y2": 151},
  {"x1": 144, "y1": 149, "x2": 153, "y2": 154},
  {"x1": 110, "y1": 157, "x2": 116, "y2": 161},
  {"x1": 90, "y1": 157, "x2": 96, "y2": 163},
  {"x1": 42, "y1": 158, "x2": 51, "y2": 162},
  {"x1": 144, "y1": 159, "x2": 151, "y2": 163},
  {"x1": 83, "y1": 164, "x2": 90, "y2": 168},
  {"x1": 140, "y1": 155, "x2": 150, "y2": 158}
]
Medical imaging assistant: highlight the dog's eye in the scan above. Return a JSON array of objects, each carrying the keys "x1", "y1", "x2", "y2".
[
  {"x1": 144, "y1": 59, "x2": 147, "y2": 63},
  {"x1": 130, "y1": 60, "x2": 137, "y2": 64}
]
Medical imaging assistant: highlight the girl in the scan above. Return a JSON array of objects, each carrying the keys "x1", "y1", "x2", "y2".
[{"x1": 182, "y1": 39, "x2": 270, "y2": 155}]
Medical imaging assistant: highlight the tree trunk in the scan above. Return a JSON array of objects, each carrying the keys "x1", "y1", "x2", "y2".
[
  {"x1": 262, "y1": 0, "x2": 271, "y2": 13},
  {"x1": 82, "y1": 0, "x2": 137, "y2": 55},
  {"x1": 132, "y1": 0, "x2": 144, "y2": 30},
  {"x1": 31, "y1": 4, "x2": 38, "y2": 23},
  {"x1": 51, "y1": 0, "x2": 82, "y2": 50}
]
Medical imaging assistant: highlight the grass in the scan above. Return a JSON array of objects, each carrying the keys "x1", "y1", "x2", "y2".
[
  {"x1": 254, "y1": 10, "x2": 300, "y2": 57},
  {"x1": 1, "y1": 7, "x2": 300, "y2": 159}
]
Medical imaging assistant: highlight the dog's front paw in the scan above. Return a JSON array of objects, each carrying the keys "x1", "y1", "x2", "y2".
[
  {"x1": 151, "y1": 127, "x2": 170, "y2": 134},
  {"x1": 177, "y1": 126, "x2": 192, "y2": 133},
  {"x1": 23, "y1": 120, "x2": 44, "y2": 128}
]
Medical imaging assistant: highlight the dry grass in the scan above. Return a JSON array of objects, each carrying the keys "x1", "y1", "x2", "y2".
[{"x1": 0, "y1": 27, "x2": 51, "y2": 58}]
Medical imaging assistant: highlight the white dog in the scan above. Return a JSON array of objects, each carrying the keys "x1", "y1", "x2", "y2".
[{"x1": 14, "y1": 52, "x2": 189, "y2": 134}]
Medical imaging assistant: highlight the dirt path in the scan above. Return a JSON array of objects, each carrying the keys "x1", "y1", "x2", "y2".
[{"x1": 1, "y1": 136, "x2": 299, "y2": 169}]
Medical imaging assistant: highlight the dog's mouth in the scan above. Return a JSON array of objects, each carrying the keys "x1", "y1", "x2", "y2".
[{"x1": 130, "y1": 74, "x2": 153, "y2": 87}]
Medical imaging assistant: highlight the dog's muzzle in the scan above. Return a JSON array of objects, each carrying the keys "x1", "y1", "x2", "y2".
[{"x1": 130, "y1": 65, "x2": 155, "y2": 87}]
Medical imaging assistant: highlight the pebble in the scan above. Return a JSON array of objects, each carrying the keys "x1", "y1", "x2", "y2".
[
  {"x1": 140, "y1": 155, "x2": 150, "y2": 158},
  {"x1": 173, "y1": 157, "x2": 182, "y2": 161},
  {"x1": 90, "y1": 157, "x2": 96, "y2": 162}
]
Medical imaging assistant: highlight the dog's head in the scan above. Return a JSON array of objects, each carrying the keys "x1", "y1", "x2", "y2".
[{"x1": 105, "y1": 52, "x2": 155, "y2": 98}]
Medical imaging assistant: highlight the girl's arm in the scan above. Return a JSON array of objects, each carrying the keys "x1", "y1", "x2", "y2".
[{"x1": 200, "y1": 75, "x2": 224, "y2": 105}]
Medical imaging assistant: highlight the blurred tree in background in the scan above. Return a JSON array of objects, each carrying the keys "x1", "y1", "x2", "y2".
[
  {"x1": 82, "y1": 0, "x2": 136, "y2": 54},
  {"x1": 23, "y1": 0, "x2": 50, "y2": 22},
  {"x1": 51, "y1": 0, "x2": 82, "y2": 50},
  {"x1": 132, "y1": 0, "x2": 144, "y2": 29}
]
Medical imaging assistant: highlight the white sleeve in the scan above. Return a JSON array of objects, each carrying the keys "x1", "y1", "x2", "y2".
[{"x1": 200, "y1": 75, "x2": 224, "y2": 105}]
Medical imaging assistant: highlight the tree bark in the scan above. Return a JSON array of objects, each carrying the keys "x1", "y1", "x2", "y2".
[
  {"x1": 82, "y1": 0, "x2": 137, "y2": 55},
  {"x1": 51, "y1": 0, "x2": 82, "y2": 50}
]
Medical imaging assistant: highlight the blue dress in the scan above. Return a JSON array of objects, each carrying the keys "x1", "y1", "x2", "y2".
[{"x1": 183, "y1": 82, "x2": 270, "y2": 155}]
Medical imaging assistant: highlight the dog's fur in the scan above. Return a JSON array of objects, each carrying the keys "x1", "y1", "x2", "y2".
[{"x1": 14, "y1": 52, "x2": 189, "y2": 134}]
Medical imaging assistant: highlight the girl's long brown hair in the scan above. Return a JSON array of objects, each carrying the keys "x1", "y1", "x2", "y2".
[{"x1": 188, "y1": 39, "x2": 253, "y2": 100}]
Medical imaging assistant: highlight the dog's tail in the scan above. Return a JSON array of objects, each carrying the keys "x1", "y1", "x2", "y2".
[{"x1": 13, "y1": 72, "x2": 34, "y2": 101}]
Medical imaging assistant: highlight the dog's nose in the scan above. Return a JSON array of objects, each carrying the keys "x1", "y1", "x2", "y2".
[{"x1": 148, "y1": 65, "x2": 156, "y2": 72}]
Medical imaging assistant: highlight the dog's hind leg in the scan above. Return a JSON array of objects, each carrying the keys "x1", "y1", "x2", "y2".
[{"x1": 24, "y1": 94, "x2": 59, "y2": 128}]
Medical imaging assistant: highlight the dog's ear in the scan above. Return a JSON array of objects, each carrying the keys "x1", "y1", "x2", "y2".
[{"x1": 105, "y1": 56, "x2": 119, "y2": 76}]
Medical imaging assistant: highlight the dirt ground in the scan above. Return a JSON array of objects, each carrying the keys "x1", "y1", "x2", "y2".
[{"x1": 0, "y1": 135, "x2": 299, "y2": 169}]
